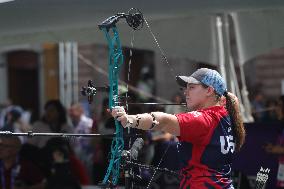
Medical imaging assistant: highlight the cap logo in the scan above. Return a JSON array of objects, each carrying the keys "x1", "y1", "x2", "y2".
[{"x1": 200, "y1": 70, "x2": 226, "y2": 96}]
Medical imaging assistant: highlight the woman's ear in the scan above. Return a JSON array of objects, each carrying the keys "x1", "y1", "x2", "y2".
[{"x1": 206, "y1": 86, "x2": 215, "y2": 96}]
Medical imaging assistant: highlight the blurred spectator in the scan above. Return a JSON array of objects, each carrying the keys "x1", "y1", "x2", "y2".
[
  {"x1": 97, "y1": 98, "x2": 114, "y2": 135},
  {"x1": 264, "y1": 136, "x2": 284, "y2": 189},
  {"x1": 150, "y1": 132, "x2": 179, "y2": 169},
  {"x1": 136, "y1": 66, "x2": 155, "y2": 102},
  {"x1": 276, "y1": 95, "x2": 284, "y2": 122},
  {"x1": 0, "y1": 137, "x2": 45, "y2": 189},
  {"x1": 1, "y1": 106, "x2": 31, "y2": 143},
  {"x1": 68, "y1": 103, "x2": 93, "y2": 181},
  {"x1": 263, "y1": 95, "x2": 284, "y2": 189},
  {"x1": 141, "y1": 129, "x2": 179, "y2": 188},
  {"x1": 0, "y1": 99, "x2": 12, "y2": 129},
  {"x1": 251, "y1": 93, "x2": 266, "y2": 122},
  {"x1": 44, "y1": 137, "x2": 89, "y2": 189},
  {"x1": 165, "y1": 93, "x2": 186, "y2": 114},
  {"x1": 28, "y1": 100, "x2": 73, "y2": 148},
  {"x1": 90, "y1": 119, "x2": 105, "y2": 185},
  {"x1": 94, "y1": 98, "x2": 114, "y2": 184},
  {"x1": 263, "y1": 100, "x2": 278, "y2": 122}
]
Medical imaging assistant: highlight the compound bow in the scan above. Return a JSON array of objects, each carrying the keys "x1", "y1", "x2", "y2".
[
  {"x1": 81, "y1": 8, "x2": 179, "y2": 188},
  {"x1": 98, "y1": 8, "x2": 144, "y2": 186}
]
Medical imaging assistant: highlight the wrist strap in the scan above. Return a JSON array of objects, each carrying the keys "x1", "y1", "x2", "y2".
[
  {"x1": 125, "y1": 117, "x2": 134, "y2": 128},
  {"x1": 135, "y1": 115, "x2": 141, "y2": 128},
  {"x1": 149, "y1": 113, "x2": 157, "y2": 130}
]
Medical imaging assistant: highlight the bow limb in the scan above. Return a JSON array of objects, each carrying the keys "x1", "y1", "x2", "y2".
[
  {"x1": 98, "y1": 8, "x2": 144, "y2": 186},
  {"x1": 101, "y1": 27, "x2": 124, "y2": 185}
]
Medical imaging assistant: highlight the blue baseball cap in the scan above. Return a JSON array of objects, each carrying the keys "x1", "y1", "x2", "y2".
[{"x1": 176, "y1": 68, "x2": 227, "y2": 96}]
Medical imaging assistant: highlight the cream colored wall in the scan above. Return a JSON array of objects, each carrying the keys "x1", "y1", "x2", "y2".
[{"x1": 42, "y1": 43, "x2": 59, "y2": 101}]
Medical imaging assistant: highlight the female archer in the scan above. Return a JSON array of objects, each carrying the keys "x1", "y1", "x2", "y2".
[{"x1": 111, "y1": 68, "x2": 245, "y2": 189}]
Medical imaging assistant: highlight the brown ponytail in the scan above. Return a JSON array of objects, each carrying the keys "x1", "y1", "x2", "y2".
[{"x1": 224, "y1": 92, "x2": 246, "y2": 152}]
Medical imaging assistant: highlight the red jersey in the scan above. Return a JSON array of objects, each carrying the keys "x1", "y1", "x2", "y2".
[{"x1": 176, "y1": 106, "x2": 235, "y2": 189}]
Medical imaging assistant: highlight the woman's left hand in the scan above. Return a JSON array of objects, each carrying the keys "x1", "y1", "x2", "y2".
[{"x1": 110, "y1": 106, "x2": 129, "y2": 128}]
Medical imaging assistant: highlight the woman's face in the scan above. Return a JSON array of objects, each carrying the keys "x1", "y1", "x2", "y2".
[{"x1": 184, "y1": 83, "x2": 208, "y2": 111}]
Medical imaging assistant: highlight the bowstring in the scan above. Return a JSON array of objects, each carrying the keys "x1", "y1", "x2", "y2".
[
  {"x1": 143, "y1": 16, "x2": 177, "y2": 80},
  {"x1": 124, "y1": 29, "x2": 136, "y2": 189},
  {"x1": 146, "y1": 143, "x2": 171, "y2": 189},
  {"x1": 125, "y1": 29, "x2": 136, "y2": 173},
  {"x1": 143, "y1": 16, "x2": 179, "y2": 188}
]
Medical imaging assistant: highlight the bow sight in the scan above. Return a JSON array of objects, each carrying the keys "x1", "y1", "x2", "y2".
[{"x1": 81, "y1": 80, "x2": 109, "y2": 104}]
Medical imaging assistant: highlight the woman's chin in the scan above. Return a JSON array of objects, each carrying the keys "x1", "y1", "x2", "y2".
[
  {"x1": 187, "y1": 105, "x2": 195, "y2": 111},
  {"x1": 188, "y1": 103, "x2": 201, "y2": 111}
]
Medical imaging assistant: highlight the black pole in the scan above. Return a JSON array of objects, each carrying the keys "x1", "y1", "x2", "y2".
[{"x1": 124, "y1": 168, "x2": 132, "y2": 189}]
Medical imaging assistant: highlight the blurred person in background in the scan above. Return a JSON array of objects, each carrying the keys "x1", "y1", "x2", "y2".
[
  {"x1": 263, "y1": 99, "x2": 279, "y2": 122},
  {"x1": 251, "y1": 92, "x2": 266, "y2": 122},
  {"x1": 276, "y1": 96, "x2": 284, "y2": 122},
  {"x1": 0, "y1": 99, "x2": 13, "y2": 129},
  {"x1": 165, "y1": 93, "x2": 187, "y2": 114},
  {"x1": 1, "y1": 106, "x2": 31, "y2": 143},
  {"x1": 264, "y1": 95, "x2": 284, "y2": 189},
  {"x1": 68, "y1": 102, "x2": 93, "y2": 181},
  {"x1": 0, "y1": 137, "x2": 45, "y2": 189},
  {"x1": 44, "y1": 137, "x2": 89, "y2": 189},
  {"x1": 28, "y1": 100, "x2": 73, "y2": 148}
]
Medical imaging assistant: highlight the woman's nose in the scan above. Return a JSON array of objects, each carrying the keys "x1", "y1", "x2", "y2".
[{"x1": 183, "y1": 88, "x2": 189, "y2": 96}]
